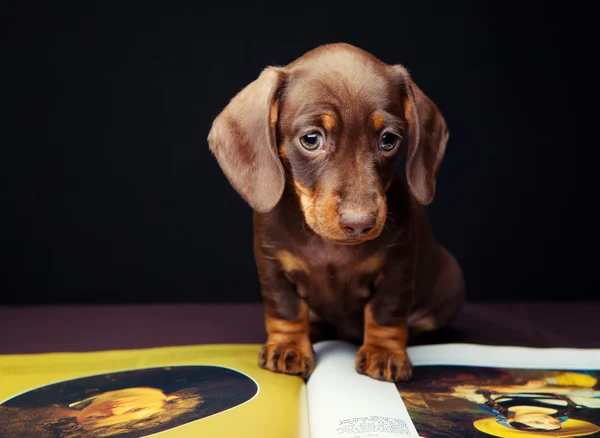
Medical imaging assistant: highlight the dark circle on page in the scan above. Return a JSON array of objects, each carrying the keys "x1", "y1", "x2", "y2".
[{"x1": 0, "y1": 365, "x2": 259, "y2": 438}]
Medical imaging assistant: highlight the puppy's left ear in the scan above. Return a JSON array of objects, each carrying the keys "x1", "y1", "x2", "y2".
[
  {"x1": 208, "y1": 67, "x2": 286, "y2": 213},
  {"x1": 391, "y1": 65, "x2": 449, "y2": 205}
]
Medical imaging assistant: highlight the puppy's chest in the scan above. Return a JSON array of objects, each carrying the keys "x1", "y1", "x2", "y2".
[{"x1": 275, "y1": 244, "x2": 385, "y2": 316}]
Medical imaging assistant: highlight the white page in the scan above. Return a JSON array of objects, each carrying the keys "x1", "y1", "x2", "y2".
[
  {"x1": 299, "y1": 383, "x2": 310, "y2": 438},
  {"x1": 407, "y1": 343, "x2": 600, "y2": 369},
  {"x1": 307, "y1": 341, "x2": 420, "y2": 438}
]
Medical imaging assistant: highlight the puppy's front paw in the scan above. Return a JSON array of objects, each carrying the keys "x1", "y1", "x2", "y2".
[
  {"x1": 355, "y1": 345, "x2": 412, "y2": 382},
  {"x1": 259, "y1": 343, "x2": 315, "y2": 380}
]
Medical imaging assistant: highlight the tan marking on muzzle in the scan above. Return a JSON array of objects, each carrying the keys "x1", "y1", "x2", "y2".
[
  {"x1": 293, "y1": 179, "x2": 317, "y2": 225},
  {"x1": 314, "y1": 190, "x2": 344, "y2": 239}
]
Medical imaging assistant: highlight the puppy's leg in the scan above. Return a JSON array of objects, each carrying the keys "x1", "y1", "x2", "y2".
[
  {"x1": 259, "y1": 299, "x2": 314, "y2": 380},
  {"x1": 355, "y1": 255, "x2": 415, "y2": 382},
  {"x1": 255, "y1": 246, "x2": 314, "y2": 379},
  {"x1": 355, "y1": 304, "x2": 412, "y2": 382}
]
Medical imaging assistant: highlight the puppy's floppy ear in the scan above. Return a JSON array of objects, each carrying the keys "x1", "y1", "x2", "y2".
[
  {"x1": 208, "y1": 67, "x2": 286, "y2": 213},
  {"x1": 392, "y1": 65, "x2": 449, "y2": 205}
]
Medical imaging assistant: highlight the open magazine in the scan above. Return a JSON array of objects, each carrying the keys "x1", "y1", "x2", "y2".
[{"x1": 1, "y1": 340, "x2": 599, "y2": 437}]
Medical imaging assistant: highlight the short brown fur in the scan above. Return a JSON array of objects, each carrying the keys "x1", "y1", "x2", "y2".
[{"x1": 208, "y1": 43, "x2": 465, "y2": 382}]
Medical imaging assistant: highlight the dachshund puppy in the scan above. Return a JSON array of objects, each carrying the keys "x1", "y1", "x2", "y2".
[{"x1": 208, "y1": 43, "x2": 464, "y2": 382}]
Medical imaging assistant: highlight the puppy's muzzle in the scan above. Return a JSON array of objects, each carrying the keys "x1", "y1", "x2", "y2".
[{"x1": 339, "y1": 211, "x2": 377, "y2": 238}]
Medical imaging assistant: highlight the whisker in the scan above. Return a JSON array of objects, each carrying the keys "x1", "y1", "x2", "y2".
[
  {"x1": 385, "y1": 216, "x2": 397, "y2": 230},
  {"x1": 386, "y1": 212, "x2": 402, "y2": 221},
  {"x1": 385, "y1": 242, "x2": 410, "y2": 248},
  {"x1": 301, "y1": 222, "x2": 309, "y2": 235}
]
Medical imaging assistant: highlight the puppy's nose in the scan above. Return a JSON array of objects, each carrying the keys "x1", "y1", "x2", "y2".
[{"x1": 339, "y1": 212, "x2": 376, "y2": 237}]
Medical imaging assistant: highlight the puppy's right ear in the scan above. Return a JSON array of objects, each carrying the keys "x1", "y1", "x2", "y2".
[{"x1": 208, "y1": 67, "x2": 286, "y2": 213}]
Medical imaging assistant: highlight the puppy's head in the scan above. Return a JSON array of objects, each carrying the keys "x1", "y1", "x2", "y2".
[{"x1": 208, "y1": 43, "x2": 448, "y2": 245}]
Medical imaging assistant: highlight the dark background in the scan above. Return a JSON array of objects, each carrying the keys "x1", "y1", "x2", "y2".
[{"x1": 2, "y1": 3, "x2": 598, "y2": 305}]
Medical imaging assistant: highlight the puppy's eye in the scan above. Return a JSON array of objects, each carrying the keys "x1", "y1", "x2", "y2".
[
  {"x1": 300, "y1": 133, "x2": 323, "y2": 151},
  {"x1": 380, "y1": 132, "x2": 400, "y2": 152}
]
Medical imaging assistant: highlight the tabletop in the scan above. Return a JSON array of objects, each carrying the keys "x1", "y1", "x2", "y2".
[{"x1": 0, "y1": 301, "x2": 598, "y2": 355}]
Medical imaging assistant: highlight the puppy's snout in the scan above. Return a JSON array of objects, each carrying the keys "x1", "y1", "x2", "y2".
[{"x1": 339, "y1": 212, "x2": 377, "y2": 237}]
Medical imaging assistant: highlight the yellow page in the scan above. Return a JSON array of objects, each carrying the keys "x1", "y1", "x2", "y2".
[{"x1": 0, "y1": 344, "x2": 307, "y2": 438}]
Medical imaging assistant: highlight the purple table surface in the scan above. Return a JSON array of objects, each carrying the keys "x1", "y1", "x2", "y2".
[{"x1": 0, "y1": 301, "x2": 598, "y2": 355}]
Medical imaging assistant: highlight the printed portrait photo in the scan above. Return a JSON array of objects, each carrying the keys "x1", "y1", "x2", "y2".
[
  {"x1": 0, "y1": 365, "x2": 259, "y2": 437},
  {"x1": 398, "y1": 367, "x2": 600, "y2": 437}
]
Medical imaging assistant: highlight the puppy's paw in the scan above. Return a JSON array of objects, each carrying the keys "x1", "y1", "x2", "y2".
[
  {"x1": 258, "y1": 343, "x2": 315, "y2": 380},
  {"x1": 355, "y1": 345, "x2": 412, "y2": 382}
]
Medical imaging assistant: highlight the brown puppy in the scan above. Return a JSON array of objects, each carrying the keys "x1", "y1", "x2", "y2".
[{"x1": 208, "y1": 43, "x2": 465, "y2": 382}]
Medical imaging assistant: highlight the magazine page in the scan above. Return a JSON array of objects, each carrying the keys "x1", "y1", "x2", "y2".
[
  {"x1": 408, "y1": 344, "x2": 600, "y2": 369},
  {"x1": 307, "y1": 341, "x2": 421, "y2": 438},
  {"x1": 399, "y1": 343, "x2": 600, "y2": 437},
  {"x1": 0, "y1": 344, "x2": 307, "y2": 438}
]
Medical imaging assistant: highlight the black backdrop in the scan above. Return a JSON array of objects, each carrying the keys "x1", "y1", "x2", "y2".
[{"x1": 2, "y1": 4, "x2": 598, "y2": 305}]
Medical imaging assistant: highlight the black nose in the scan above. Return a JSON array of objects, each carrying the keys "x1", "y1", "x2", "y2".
[{"x1": 339, "y1": 212, "x2": 377, "y2": 237}]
